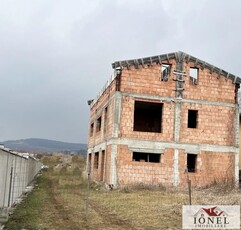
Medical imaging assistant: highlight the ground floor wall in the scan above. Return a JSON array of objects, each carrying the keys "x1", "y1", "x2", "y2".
[
  {"x1": 117, "y1": 145, "x2": 174, "y2": 186},
  {"x1": 87, "y1": 141, "x2": 237, "y2": 188},
  {"x1": 87, "y1": 145, "x2": 112, "y2": 185},
  {"x1": 117, "y1": 146, "x2": 235, "y2": 187},
  {"x1": 178, "y1": 150, "x2": 235, "y2": 187}
]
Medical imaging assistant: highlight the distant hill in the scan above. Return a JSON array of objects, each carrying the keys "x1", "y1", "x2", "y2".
[{"x1": 1, "y1": 138, "x2": 87, "y2": 154}]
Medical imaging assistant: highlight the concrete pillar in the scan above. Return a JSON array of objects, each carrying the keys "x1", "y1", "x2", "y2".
[
  {"x1": 172, "y1": 56, "x2": 184, "y2": 186},
  {"x1": 234, "y1": 103, "x2": 240, "y2": 186},
  {"x1": 110, "y1": 92, "x2": 122, "y2": 186},
  {"x1": 112, "y1": 92, "x2": 122, "y2": 138},
  {"x1": 110, "y1": 144, "x2": 118, "y2": 186}
]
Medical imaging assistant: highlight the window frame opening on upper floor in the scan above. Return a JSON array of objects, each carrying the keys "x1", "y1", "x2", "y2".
[
  {"x1": 133, "y1": 101, "x2": 163, "y2": 133},
  {"x1": 96, "y1": 116, "x2": 102, "y2": 132},
  {"x1": 104, "y1": 106, "x2": 108, "y2": 134},
  {"x1": 188, "y1": 109, "x2": 198, "y2": 128},
  {"x1": 189, "y1": 67, "x2": 198, "y2": 85},
  {"x1": 90, "y1": 123, "x2": 94, "y2": 137},
  {"x1": 161, "y1": 63, "x2": 172, "y2": 82}
]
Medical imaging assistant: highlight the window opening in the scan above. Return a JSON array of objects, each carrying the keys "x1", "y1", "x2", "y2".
[
  {"x1": 187, "y1": 154, "x2": 197, "y2": 173},
  {"x1": 188, "y1": 110, "x2": 198, "y2": 128},
  {"x1": 96, "y1": 116, "x2": 102, "y2": 132},
  {"x1": 94, "y1": 152, "x2": 99, "y2": 169},
  {"x1": 161, "y1": 64, "x2": 171, "y2": 81},
  {"x1": 134, "y1": 101, "x2": 163, "y2": 133},
  {"x1": 88, "y1": 153, "x2": 92, "y2": 172},
  {"x1": 100, "y1": 150, "x2": 105, "y2": 181},
  {"x1": 132, "y1": 152, "x2": 160, "y2": 163},
  {"x1": 104, "y1": 107, "x2": 108, "y2": 134},
  {"x1": 190, "y1": 67, "x2": 198, "y2": 84},
  {"x1": 90, "y1": 123, "x2": 94, "y2": 136}
]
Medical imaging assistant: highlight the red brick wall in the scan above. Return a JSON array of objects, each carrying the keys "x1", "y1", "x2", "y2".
[
  {"x1": 90, "y1": 79, "x2": 116, "y2": 117},
  {"x1": 120, "y1": 60, "x2": 236, "y2": 103},
  {"x1": 118, "y1": 59, "x2": 236, "y2": 144},
  {"x1": 179, "y1": 150, "x2": 235, "y2": 187},
  {"x1": 117, "y1": 145, "x2": 174, "y2": 186},
  {"x1": 183, "y1": 62, "x2": 236, "y2": 103},
  {"x1": 88, "y1": 80, "x2": 116, "y2": 147},
  {"x1": 115, "y1": 147, "x2": 235, "y2": 187},
  {"x1": 90, "y1": 145, "x2": 112, "y2": 183},
  {"x1": 103, "y1": 145, "x2": 112, "y2": 184},
  {"x1": 120, "y1": 61, "x2": 176, "y2": 97},
  {"x1": 180, "y1": 103, "x2": 235, "y2": 146}
]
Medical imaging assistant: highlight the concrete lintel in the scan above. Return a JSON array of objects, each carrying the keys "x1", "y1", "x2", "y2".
[
  {"x1": 184, "y1": 148, "x2": 200, "y2": 154},
  {"x1": 87, "y1": 142, "x2": 107, "y2": 154},
  {"x1": 122, "y1": 93, "x2": 171, "y2": 103},
  {"x1": 129, "y1": 147, "x2": 165, "y2": 154}
]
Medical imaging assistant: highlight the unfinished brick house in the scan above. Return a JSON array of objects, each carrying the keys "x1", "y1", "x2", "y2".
[{"x1": 87, "y1": 51, "x2": 240, "y2": 187}]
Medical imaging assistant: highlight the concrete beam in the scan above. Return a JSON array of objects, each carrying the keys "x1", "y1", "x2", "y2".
[
  {"x1": 121, "y1": 92, "x2": 236, "y2": 108},
  {"x1": 88, "y1": 138, "x2": 237, "y2": 155}
]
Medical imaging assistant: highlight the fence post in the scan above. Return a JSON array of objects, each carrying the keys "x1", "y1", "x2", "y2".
[
  {"x1": 186, "y1": 168, "x2": 192, "y2": 205},
  {"x1": 8, "y1": 166, "x2": 13, "y2": 207},
  {"x1": 85, "y1": 173, "x2": 90, "y2": 221}
]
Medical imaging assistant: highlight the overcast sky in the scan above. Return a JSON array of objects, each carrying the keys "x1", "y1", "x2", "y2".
[{"x1": 0, "y1": 0, "x2": 241, "y2": 143}]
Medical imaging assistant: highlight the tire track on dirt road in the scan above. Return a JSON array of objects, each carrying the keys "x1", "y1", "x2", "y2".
[
  {"x1": 48, "y1": 179, "x2": 85, "y2": 230},
  {"x1": 88, "y1": 200, "x2": 139, "y2": 230}
]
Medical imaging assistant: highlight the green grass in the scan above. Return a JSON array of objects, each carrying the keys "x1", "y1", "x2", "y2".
[
  {"x1": 4, "y1": 175, "x2": 50, "y2": 230},
  {"x1": 5, "y1": 155, "x2": 86, "y2": 230}
]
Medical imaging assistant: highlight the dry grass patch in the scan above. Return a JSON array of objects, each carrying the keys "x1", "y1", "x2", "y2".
[
  {"x1": 88, "y1": 188, "x2": 188, "y2": 229},
  {"x1": 5, "y1": 155, "x2": 241, "y2": 230}
]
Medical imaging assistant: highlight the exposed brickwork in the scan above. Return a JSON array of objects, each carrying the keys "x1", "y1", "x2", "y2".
[
  {"x1": 87, "y1": 52, "x2": 239, "y2": 188},
  {"x1": 104, "y1": 145, "x2": 112, "y2": 184},
  {"x1": 179, "y1": 150, "x2": 235, "y2": 187},
  {"x1": 180, "y1": 103, "x2": 235, "y2": 146},
  {"x1": 117, "y1": 145, "x2": 174, "y2": 186},
  {"x1": 183, "y1": 63, "x2": 236, "y2": 103},
  {"x1": 120, "y1": 61, "x2": 176, "y2": 97},
  {"x1": 88, "y1": 83, "x2": 116, "y2": 147}
]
